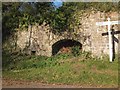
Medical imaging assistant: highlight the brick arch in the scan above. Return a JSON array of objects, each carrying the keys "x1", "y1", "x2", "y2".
[{"x1": 52, "y1": 39, "x2": 82, "y2": 55}]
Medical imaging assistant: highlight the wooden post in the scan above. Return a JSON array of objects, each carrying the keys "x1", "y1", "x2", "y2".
[{"x1": 96, "y1": 18, "x2": 120, "y2": 62}]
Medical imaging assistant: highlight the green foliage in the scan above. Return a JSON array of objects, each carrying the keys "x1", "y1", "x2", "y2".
[
  {"x1": 2, "y1": 53, "x2": 72, "y2": 70},
  {"x1": 2, "y1": 2, "x2": 119, "y2": 59},
  {"x1": 71, "y1": 46, "x2": 81, "y2": 57},
  {"x1": 3, "y1": 54, "x2": 118, "y2": 87},
  {"x1": 2, "y1": 2, "x2": 54, "y2": 39},
  {"x1": 2, "y1": 2, "x2": 21, "y2": 41},
  {"x1": 49, "y1": 2, "x2": 118, "y2": 33},
  {"x1": 81, "y1": 51, "x2": 92, "y2": 59},
  {"x1": 2, "y1": 2, "x2": 118, "y2": 32},
  {"x1": 2, "y1": 2, "x2": 118, "y2": 36},
  {"x1": 2, "y1": 2, "x2": 55, "y2": 54}
]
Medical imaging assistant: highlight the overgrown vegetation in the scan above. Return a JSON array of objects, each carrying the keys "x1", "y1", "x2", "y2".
[
  {"x1": 2, "y1": 42, "x2": 118, "y2": 87},
  {"x1": 1, "y1": 49, "x2": 106, "y2": 70},
  {"x1": 2, "y1": 2, "x2": 119, "y2": 87},
  {"x1": 3, "y1": 52, "x2": 118, "y2": 87},
  {"x1": 2, "y1": 2, "x2": 119, "y2": 54},
  {"x1": 2, "y1": 2, "x2": 119, "y2": 34},
  {"x1": 71, "y1": 46, "x2": 81, "y2": 57}
]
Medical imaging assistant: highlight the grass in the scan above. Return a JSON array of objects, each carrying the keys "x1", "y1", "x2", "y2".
[{"x1": 2, "y1": 52, "x2": 118, "y2": 87}]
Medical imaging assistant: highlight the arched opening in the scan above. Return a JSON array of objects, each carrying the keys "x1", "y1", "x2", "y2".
[{"x1": 52, "y1": 39, "x2": 82, "y2": 55}]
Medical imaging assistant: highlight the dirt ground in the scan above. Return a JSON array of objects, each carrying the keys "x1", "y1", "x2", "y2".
[
  {"x1": 2, "y1": 78, "x2": 118, "y2": 88},
  {"x1": 2, "y1": 78, "x2": 83, "y2": 88}
]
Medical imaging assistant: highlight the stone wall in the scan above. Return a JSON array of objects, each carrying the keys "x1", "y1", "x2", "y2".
[
  {"x1": 16, "y1": 11, "x2": 119, "y2": 57},
  {"x1": 81, "y1": 11, "x2": 119, "y2": 57}
]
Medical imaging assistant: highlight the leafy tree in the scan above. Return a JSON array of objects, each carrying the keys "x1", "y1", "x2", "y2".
[
  {"x1": 2, "y1": 2, "x2": 54, "y2": 40},
  {"x1": 2, "y1": 2, "x2": 119, "y2": 43},
  {"x1": 2, "y1": 2, "x2": 22, "y2": 41},
  {"x1": 3, "y1": 2, "x2": 118, "y2": 35},
  {"x1": 2, "y1": 2, "x2": 55, "y2": 54}
]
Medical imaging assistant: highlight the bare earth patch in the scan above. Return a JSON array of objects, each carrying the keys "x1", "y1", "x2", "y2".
[{"x1": 2, "y1": 78, "x2": 117, "y2": 88}]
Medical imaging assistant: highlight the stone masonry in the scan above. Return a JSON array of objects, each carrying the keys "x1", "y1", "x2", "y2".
[{"x1": 16, "y1": 11, "x2": 120, "y2": 57}]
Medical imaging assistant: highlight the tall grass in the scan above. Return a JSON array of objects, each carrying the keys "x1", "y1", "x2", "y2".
[{"x1": 2, "y1": 51, "x2": 118, "y2": 87}]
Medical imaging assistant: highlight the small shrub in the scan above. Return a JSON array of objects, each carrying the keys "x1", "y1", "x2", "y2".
[
  {"x1": 71, "y1": 46, "x2": 81, "y2": 57},
  {"x1": 54, "y1": 53, "x2": 71, "y2": 60},
  {"x1": 82, "y1": 51, "x2": 92, "y2": 59}
]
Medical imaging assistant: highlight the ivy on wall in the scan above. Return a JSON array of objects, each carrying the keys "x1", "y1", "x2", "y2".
[{"x1": 2, "y1": 2, "x2": 119, "y2": 39}]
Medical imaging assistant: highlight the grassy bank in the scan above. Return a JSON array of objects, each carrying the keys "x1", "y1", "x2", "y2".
[{"x1": 2, "y1": 52, "x2": 118, "y2": 87}]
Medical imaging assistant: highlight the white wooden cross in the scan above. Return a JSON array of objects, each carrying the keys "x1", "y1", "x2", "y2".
[{"x1": 96, "y1": 18, "x2": 120, "y2": 62}]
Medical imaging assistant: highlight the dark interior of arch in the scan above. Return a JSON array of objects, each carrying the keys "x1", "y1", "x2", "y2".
[{"x1": 52, "y1": 39, "x2": 82, "y2": 55}]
